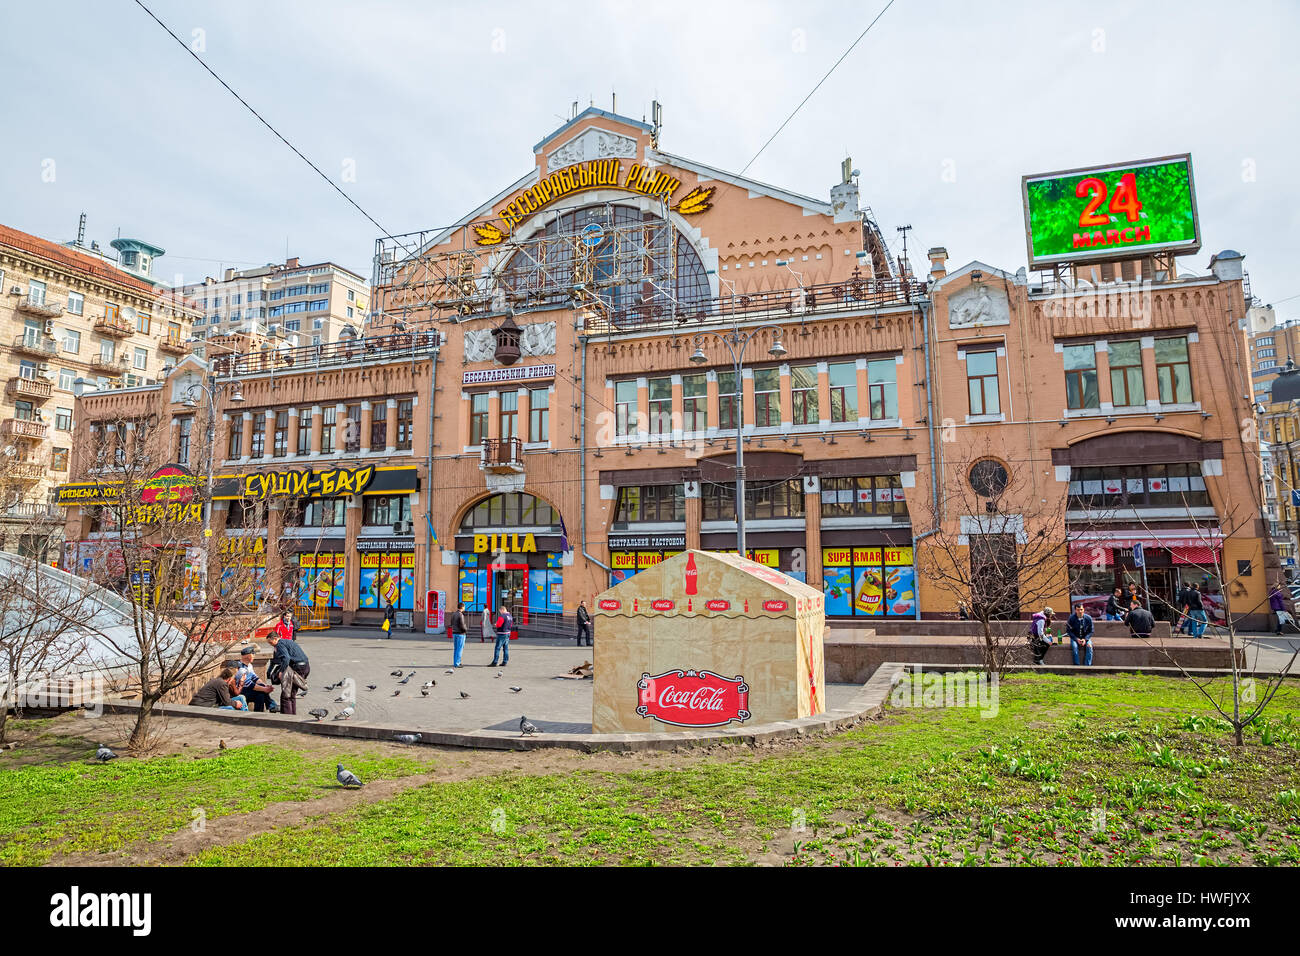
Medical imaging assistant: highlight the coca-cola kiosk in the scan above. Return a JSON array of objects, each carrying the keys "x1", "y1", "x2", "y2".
[{"x1": 592, "y1": 549, "x2": 826, "y2": 734}]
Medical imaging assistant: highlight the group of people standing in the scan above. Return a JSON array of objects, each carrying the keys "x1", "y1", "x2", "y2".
[
  {"x1": 445, "y1": 603, "x2": 516, "y2": 668},
  {"x1": 189, "y1": 612, "x2": 311, "y2": 715}
]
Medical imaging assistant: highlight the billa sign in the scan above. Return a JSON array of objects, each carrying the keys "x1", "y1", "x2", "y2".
[
  {"x1": 636, "y1": 669, "x2": 751, "y2": 728},
  {"x1": 472, "y1": 159, "x2": 715, "y2": 246},
  {"x1": 472, "y1": 533, "x2": 537, "y2": 554}
]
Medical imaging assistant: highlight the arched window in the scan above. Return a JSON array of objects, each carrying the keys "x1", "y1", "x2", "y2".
[
  {"x1": 459, "y1": 493, "x2": 560, "y2": 532},
  {"x1": 498, "y1": 203, "x2": 709, "y2": 319}
]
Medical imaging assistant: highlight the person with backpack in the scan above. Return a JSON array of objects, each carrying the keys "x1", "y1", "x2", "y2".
[
  {"x1": 1027, "y1": 606, "x2": 1056, "y2": 665},
  {"x1": 488, "y1": 603, "x2": 513, "y2": 668},
  {"x1": 1065, "y1": 602, "x2": 1094, "y2": 666},
  {"x1": 449, "y1": 602, "x2": 468, "y2": 668}
]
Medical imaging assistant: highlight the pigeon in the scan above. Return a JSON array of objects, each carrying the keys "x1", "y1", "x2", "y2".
[
  {"x1": 520, "y1": 716, "x2": 540, "y2": 736},
  {"x1": 95, "y1": 745, "x2": 117, "y2": 762},
  {"x1": 420, "y1": 689, "x2": 430, "y2": 697},
  {"x1": 308, "y1": 708, "x2": 329, "y2": 721},
  {"x1": 334, "y1": 695, "x2": 350, "y2": 703},
  {"x1": 444, "y1": 669, "x2": 455, "y2": 675},
  {"x1": 421, "y1": 680, "x2": 436, "y2": 689},
  {"x1": 394, "y1": 733, "x2": 422, "y2": 744},
  {"x1": 495, "y1": 671, "x2": 503, "y2": 679},
  {"x1": 219, "y1": 739, "x2": 227, "y2": 751},
  {"x1": 399, "y1": 675, "x2": 412, "y2": 685},
  {"x1": 336, "y1": 764, "x2": 363, "y2": 788},
  {"x1": 390, "y1": 670, "x2": 404, "y2": 677},
  {"x1": 334, "y1": 706, "x2": 355, "y2": 720},
  {"x1": 366, "y1": 684, "x2": 377, "y2": 691},
  {"x1": 509, "y1": 686, "x2": 522, "y2": 693},
  {"x1": 459, "y1": 691, "x2": 471, "y2": 699},
  {"x1": 391, "y1": 690, "x2": 401, "y2": 697}
]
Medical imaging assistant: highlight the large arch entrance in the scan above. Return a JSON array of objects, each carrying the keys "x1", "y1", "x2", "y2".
[{"x1": 453, "y1": 492, "x2": 566, "y2": 625}]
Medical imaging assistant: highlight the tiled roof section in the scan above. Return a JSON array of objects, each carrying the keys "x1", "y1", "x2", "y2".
[{"x1": 0, "y1": 223, "x2": 160, "y2": 297}]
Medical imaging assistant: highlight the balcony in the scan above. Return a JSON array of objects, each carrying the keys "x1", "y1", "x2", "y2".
[
  {"x1": 15, "y1": 295, "x2": 63, "y2": 319},
  {"x1": 158, "y1": 334, "x2": 188, "y2": 356},
  {"x1": 10, "y1": 333, "x2": 59, "y2": 358},
  {"x1": 6, "y1": 377, "x2": 53, "y2": 401},
  {"x1": 89, "y1": 355, "x2": 129, "y2": 375},
  {"x1": 480, "y1": 436, "x2": 524, "y2": 474},
  {"x1": 1, "y1": 418, "x2": 48, "y2": 440},
  {"x1": 1, "y1": 501, "x2": 62, "y2": 521},
  {"x1": 93, "y1": 315, "x2": 135, "y2": 337},
  {"x1": 6, "y1": 461, "x2": 46, "y2": 481}
]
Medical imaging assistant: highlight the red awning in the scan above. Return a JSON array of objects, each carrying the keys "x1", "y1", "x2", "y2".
[
  {"x1": 1170, "y1": 545, "x2": 1220, "y2": 566},
  {"x1": 1068, "y1": 545, "x2": 1112, "y2": 566}
]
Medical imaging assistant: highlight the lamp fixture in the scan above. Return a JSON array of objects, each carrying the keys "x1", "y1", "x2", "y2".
[
  {"x1": 768, "y1": 337, "x2": 788, "y2": 359},
  {"x1": 689, "y1": 347, "x2": 708, "y2": 365}
]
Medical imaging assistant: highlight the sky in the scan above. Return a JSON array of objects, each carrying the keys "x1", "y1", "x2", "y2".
[{"x1": 3, "y1": 0, "x2": 1298, "y2": 311}]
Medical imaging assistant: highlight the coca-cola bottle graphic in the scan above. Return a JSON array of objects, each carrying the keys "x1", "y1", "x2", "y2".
[{"x1": 685, "y1": 552, "x2": 698, "y2": 596}]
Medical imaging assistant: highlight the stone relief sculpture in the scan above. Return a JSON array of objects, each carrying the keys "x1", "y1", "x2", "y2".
[
  {"x1": 547, "y1": 128, "x2": 637, "y2": 172},
  {"x1": 463, "y1": 329, "x2": 496, "y2": 363},
  {"x1": 519, "y1": 321, "x2": 556, "y2": 357},
  {"x1": 948, "y1": 283, "x2": 1010, "y2": 329}
]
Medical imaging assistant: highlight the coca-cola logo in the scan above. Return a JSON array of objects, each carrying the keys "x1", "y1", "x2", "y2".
[
  {"x1": 705, "y1": 599, "x2": 730, "y2": 611},
  {"x1": 762, "y1": 600, "x2": 789, "y2": 612},
  {"x1": 637, "y1": 670, "x2": 750, "y2": 728},
  {"x1": 597, "y1": 599, "x2": 621, "y2": 611},
  {"x1": 651, "y1": 599, "x2": 674, "y2": 611}
]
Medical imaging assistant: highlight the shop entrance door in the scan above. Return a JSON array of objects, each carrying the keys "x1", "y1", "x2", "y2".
[
  {"x1": 490, "y1": 565, "x2": 528, "y2": 627},
  {"x1": 1144, "y1": 568, "x2": 1177, "y2": 621}
]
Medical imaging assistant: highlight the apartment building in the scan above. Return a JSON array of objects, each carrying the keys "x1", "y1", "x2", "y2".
[
  {"x1": 180, "y1": 257, "x2": 369, "y2": 346},
  {"x1": 0, "y1": 223, "x2": 196, "y2": 557}
]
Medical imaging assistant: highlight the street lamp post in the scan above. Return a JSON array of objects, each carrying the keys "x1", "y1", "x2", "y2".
[
  {"x1": 183, "y1": 375, "x2": 243, "y2": 603},
  {"x1": 690, "y1": 322, "x2": 787, "y2": 555}
]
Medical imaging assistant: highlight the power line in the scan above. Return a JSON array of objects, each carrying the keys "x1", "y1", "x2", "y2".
[{"x1": 131, "y1": 0, "x2": 397, "y2": 244}]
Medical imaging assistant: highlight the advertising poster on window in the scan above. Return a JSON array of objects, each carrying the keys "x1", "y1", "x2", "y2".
[
  {"x1": 885, "y1": 564, "x2": 917, "y2": 616},
  {"x1": 854, "y1": 566, "x2": 885, "y2": 615},
  {"x1": 823, "y1": 565, "x2": 853, "y2": 616}
]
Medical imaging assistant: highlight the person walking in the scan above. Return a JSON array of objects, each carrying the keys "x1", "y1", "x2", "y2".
[
  {"x1": 449, "y1": 602, "x2": 468, "y2": 668},
  {"x1": 1065, "y1": 602, "x2": 1094, "y2": 666},
  {"x1": 1184, "y1": 583, "x2": 1208, "y2": 638},
  {"x1": 1027, "y1": 606, "x2": 1056, "y2": 665},
  {"x1": 1104, "y1": 587, "x2": 1125, "y2": 622},
  {"x1": 488, "y1": 603, "x2": 513, "y2": 668},
  {"x1": 275, "y1": 611, "x2": 295, "y2": 642},
  {"x1": 575, "y1": 600, "x2": 592, "y2": 647},
  {"x1": 265, "y1": 632, "x2": 310, "y2": 715},
  {"x1": 1269, "y1": 585, "x2": 1293, "y2": 635},
  {"x1": 957, "y1": 600, "x2": 970, "y2": 621},
  {"x1": 382, "y1": 601, "x2": 396, "y2": 638},
  {"x1": 480, "y1": 604, "x2": 497, "y2": 645}
]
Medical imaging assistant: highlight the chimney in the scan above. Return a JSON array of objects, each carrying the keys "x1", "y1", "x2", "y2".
[
  {"x1": 224, "y1": 268, "x2": 235, "y2": 281},
  {"x1": 1208, "y1": 249, "x2": 1244, "y2": 282},
  {"x1": 928, "y1": 247, "x2": 948, "y2": 282},
  {"x1": 286, "y1": 257, "x2": 300, "y2": 269}
]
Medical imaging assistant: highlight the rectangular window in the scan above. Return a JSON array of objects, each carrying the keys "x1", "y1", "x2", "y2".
[
  {"x1": 1108, "y1": 340, "x2": 1145, "y2": 406},
  {"x1": 51, "y1": 447, "x2": 69, "y2": 471},
  {"x1": 297, "y1": 407, "x2": 313, "y2": 456},
  {"x1": 717, "y1": 370, "x2": 738, "y2": 431},
  {"x1": 58, "y1": 368, "x2": 75, "y2": 391},
  {"x1": 228, "y1": 417, "x2": 244, "y2": 459},
  {"x1": 614, "y1": 484, "x2": 685, "y2": 523},
  {"x1": 791, "y1": 364, "x2": 819, "y2": 425},
  {"x1": 136, "y1": 312, "x2": 151, "y2": 335},
  {"x1": 63, "y1": 329, "x2": 81, "y2": 354},
  {"x1": 363, "y1": 495, "x2": 410, "y2": 526},
  {"x1": 99, "y1": 340, "x2": 115, "y2": 362},
  {"x1": 177, "y1": 416, "x2": 193, "y2": 464},
  {"x1": 866, "y1": 359, "x2": 896, "y2": 421},
  {"x1": 19, "y1": 360, "x2": 36, "y2": 381},
  {"x1": 820, "y1": 475, "x2": 908, "y2": 516},
  {"x1": 320, "y1": 407, "x2": 336, "y2": 454},
  {"x1": 529, "y1": 388, "x2": 549, "y2": 443},
  {"x1": 133, "y1": 346, "x2": 148, "y2": 370},
  {"x1": 54, "y1": 407, "x2": 73, "y2": 430},
  {"x1": 251, "y1": 414, "x2": 266, "y2": 458},
  {"x1": 397, "y1": 399, "x2": 413, "y2": 450},
  {"x1": 273, "y1": 410, "x2": 289, "y2": 457},
  {"x1": 470, "y1": 394, "x2": 488, "y2": 446},
  {"x1": 753, "y1": 367, "x2": 781, "y2": 426},
  {"x1": 498, "y1": 392, "x2": 517, "y2": 442},
  {"x1": 14, "y1": 400, "x2": 34, "y2": 422},
  {"x1": 682, "y1": 373, "x2": 706, "y2": 432},
  {"x1": 966, "y1": 351, "x2": 1000, "y2": 416},
  {"x1": 344, "y1": 404, "x2": 361, "y2": 452},
  {"x1": 615, "y1": 380, "x2": 638, "y2": 437},
  {"x1": 648, "y1": 376, "x2": 673, "y2": 436},
  {"x1": 703, "y1": 478, "x2": 805, "y2": 521},
  {"x1": 1063, "y1": 343, "x2": 1099, "y2": 409},
  {"x1": 1155, "y1": 336, "x2": 1193, "y2": 404},
  {"x1": 67, "y1": 292, "x2": 84, "y2": 315},
  {"x1": 27, "y1": 279, "x2": 46, "y2": 306}
]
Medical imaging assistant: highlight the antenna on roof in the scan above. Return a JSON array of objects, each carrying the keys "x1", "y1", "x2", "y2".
[
  {"x1": 611, "y1": 91, "x2": 616, "y2": 113},
  {"x1": 76, "y1": 212, "x2": 86, "y2": 247},
  {"x1": 652, "y1": 100, "x2": 663, "y2": 147}
]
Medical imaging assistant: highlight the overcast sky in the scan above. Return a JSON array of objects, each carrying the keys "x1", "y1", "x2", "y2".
[{"x1": 3, "y1": 0, "x2": 1297, "y2": 310}]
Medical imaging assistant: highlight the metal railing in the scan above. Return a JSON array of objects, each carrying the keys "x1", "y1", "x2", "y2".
[
  {"x1": 14, "y1": 295, "x2": 63, "y2": 318},
  {"x1": 10, "y1": 333, "x2": 58, "y2": 357},
  {"x1": 215, "y1": 329, "x2": 441, "y2": 378},
  {"x1": 480, "y1": 436, "x2": 523, "y2": 470},
  {"x1": 92, "y1": 316, "x2": 135, "y2": 337}
]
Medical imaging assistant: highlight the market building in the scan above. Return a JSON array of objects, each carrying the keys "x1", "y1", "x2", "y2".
[{"x1": 56, "y1": 109, "x2": 1278, "y2": 628}]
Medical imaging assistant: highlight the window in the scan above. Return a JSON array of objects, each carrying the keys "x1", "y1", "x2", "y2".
[
  {"x1": 614, "y1": 484, "x2": 685, "y2": 523},
  {"x1": 284, "y1": 319, "x2": 301, "y2": 332},
  {"x1": 648, "y1": 376, "x2": 672, "y2": 436},
  {"x1": 397, "y1": 399, "x2": 413, "y2": 450},
  {"x1": 321, "y1": 407, "x2": 336, "y2": 454},
  {"x1": 363, "y1": 495, "x2": 410, "y2": 527},
  {"x1": 826, "y1": 362, "x2": 859, "y2": 422},
  {"x1": 1257, "y1": 336, "x2": 1275, "y2": 347},
  {"x1": 133, "y1": 347, "x2": 148, "y2": 370},
  {"x1": 51, "y1": 447, "x2": 69, "y2": 471},
  {"x1": 969, "y1": 459, "x2": 1009, "y2": 498},
  {"x1": 470, "y1": 394, "x2": 488, "y2": 445},
  {"x1": 99, "y1": 340, "x2": 115, "y2": 362},
  {"x1": 1258, "y1": 348, "x2": 1276, "y2": 358},
  {"x1": 228, "y1": 416, "x2": 244, "y2": 458},
  {"x1": 27, "y1": 279, "x2": 46, "y2": 306},
  {"x1": 717, "y1": 369, "x2": 739, "y2": 431},
  {"x1": 371, "y1": 402, "x2": 389, "y2": 448},
  {"x1": 867, "y1": 359, "x2": 897, "y2": 421},
  {"x1": 55, "y1": 407, "x2": 72, "y2": 431},
  {"x1": 177, "y1": 416, "x2": 193, "y2": 464},
  {"x1": 212, "y1": 297, "x2": 222, "y2": 307},
  {"x1": 529, "y1": 388, "x2": 549, "y2": 443},
  {"x1": 62, "y1": 329, "x2": 80, "y2": 354},
  {"x1": 293, "y1": 497, "x2": 345, "y2": 527},
  {"x1": 460, "y1": 493, "x2": 560, "y2": 531},
  {"x1": 136, "y1": 312, "x2": 151, "y2": 335},
  {"x1": 14, "y1": 401, "x2": 34, "y2": 421},
  {"x1": 1063, "y1": 343, "x2": 1099, "y2": 409},
  {"x1": 19, "y1": 360, "x2": 36, "y2": 380},
  {"x1": 346, "y1": 307, "x2": 354, "y2": 318},
  {"x1": 291, "y1": 408, "x2": 310, "y2": 456},
  {"x1": 966, "y1": 351, "x2": 1000, "y2": 416},
  {"x1": 58, "y1": 368, "x2": 75, "y2": 391},
  {"x1": 791, "y1": 364, "x2": 818, "y2": 425},
  {"x1": 682, "y1": 374, "x2": 706, "y2": 432},
  {"x1": 753, "y1": 368, "x2": 781, "y2": 426},
  {"x1": 1108, "y1": 340, "x2": 1145, "y2": 406},
  {"x1": 496, "y1": 392, "x2": 517, "y2": 442},
  {"x1": 67, "y1": 291, "x2": 84, "y2": 315},
  {"x1": 347, "y1": 289, "x2": 355, "y2": 302},
  {"x1": 703, "y1": 478, "x2": 805, "y2": 521},
  {"x1": 251, "y1": 414, "x2": 266, "y2": 458},
  {"x1": 820, "y1": 475, "x2": 908, "y2": 516},
  {"x1": 1068, "y1": 462, "x2": 1210, "y2": 509},
  {"x1": 1155, "y1": 336, "x2": 1193, "y2": 404},
  {"x1": 615, "y1": 380, "x2": 638, "y2": 437},
  {"x1": 344, "y1": 404, "x2": 361, "y2": 452}
]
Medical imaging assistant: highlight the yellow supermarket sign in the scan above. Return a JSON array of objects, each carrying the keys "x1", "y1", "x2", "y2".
[{"x1": 822, "y1": 547, "x2": 913, "y2": 566}]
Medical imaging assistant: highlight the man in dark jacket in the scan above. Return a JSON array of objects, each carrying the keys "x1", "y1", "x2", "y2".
[
  {"x1": 449, "y1": 602, "x2": 468, "y2": 668},
  {"x1": 265, "y1": 633, "x2": 310, "y2": 715},
  {"x1": 1183, "y1": 584, "x2": 1208, "y2": 638},
  {"x1": 1104, "y1": 587, "x2": 1125, "y2": 621},
  {"x1": 575, "y1": 600, "x2": 592, "y2": 647},
  {"x1": 1127, "y1": 603, "x2": 1155, "y2": 639},
  {"x1": 489, "y1": 604, "x2": 513, "y2": 667},
  {"x1": 1065, "y1": 602, "x2": 1094, "y2": 666}
]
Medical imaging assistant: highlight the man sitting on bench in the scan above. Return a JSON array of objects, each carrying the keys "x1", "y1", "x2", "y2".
[{"x1": 1127, "y1": 601, "x2": 1156, "y2": 640}]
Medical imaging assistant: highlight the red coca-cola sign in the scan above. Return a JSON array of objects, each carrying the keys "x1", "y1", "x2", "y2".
[
  {"x1": 637, "y1": 670, "x2": 751, "y2": 728},
  {"x1": 762, "y1": 600, "x2": 789, "y2": 612},
  {"x1": 651, "y1": 599, "x2": 674, "y2": 611},
  {"x1": 705, "y1": 599, "x2": 730, "y2": 612},
  {"x1": 598, "y1": 599, "x2": 621, "y2": 611}
]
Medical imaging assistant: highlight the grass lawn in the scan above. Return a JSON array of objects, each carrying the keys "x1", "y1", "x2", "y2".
[{"x1": 3, "y1": 673, "x2": 1298, "y2": 866}]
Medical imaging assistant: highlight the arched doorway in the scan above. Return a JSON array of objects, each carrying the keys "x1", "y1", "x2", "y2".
[{"x1": 454, "y1": 492, "x2": 566, "y2": 626}]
